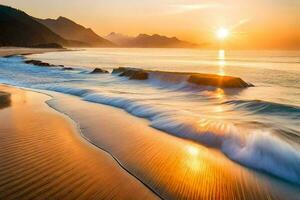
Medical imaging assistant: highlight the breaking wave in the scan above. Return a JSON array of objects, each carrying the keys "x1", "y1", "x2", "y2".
[
  {"x1": 36, "y1": 84, "x2": 300, "y2": 185},
  {"x1": 1, "y1": 56, "x2": 300, "y2": 185},
  {"x1": 224, "y1": 100, "x2": 300, "y2": 118}
]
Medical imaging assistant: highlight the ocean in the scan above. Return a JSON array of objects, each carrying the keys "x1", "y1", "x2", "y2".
[{"x1": 0, "y1": 48, "x2": 300, "y2": 185}]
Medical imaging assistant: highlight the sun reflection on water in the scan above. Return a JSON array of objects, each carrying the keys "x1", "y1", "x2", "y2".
[
  {"x1": 218, "y1": 50, "x2": 225, "y2": 59},
  {"x1": 185, "y1": 145, "x2": 201, "y2": 171},
  {"x1": 215, "y1": 88, "x2": 225, "y2": 99},
  {"x1": 187, "y1": 146, "x2": 199, "y2": 156},
  {"x1": 218, "y1": 50, "x2": 226, "y2": 76}
]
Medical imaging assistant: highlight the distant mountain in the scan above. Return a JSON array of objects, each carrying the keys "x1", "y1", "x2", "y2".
[
  {"x1": 105, "y1": 32, "x2": 133, "y2": 46},
  {"x1": 0, "y1": 5, "x2": 86, "y2": 47},
  {"x1": 105, "y1": 32, "x2": 199, "y2": 48},
  {"x1": 36, "y1": 17, "x2": 114, "y2": 47},
  {"x1": 0, "y1": 4, "x2": 199, "y2": 48}
]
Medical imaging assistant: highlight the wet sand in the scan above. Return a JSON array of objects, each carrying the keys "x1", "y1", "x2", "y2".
[
  {"x1": 48, "y1": 92, "x2": 300, "y2": 200},
  {"x1": 0, "y1": 85, "x2": 157, "y2": 200},
  {"x1": 0, "y1": 47, "x2": 65, "y2": 57}
]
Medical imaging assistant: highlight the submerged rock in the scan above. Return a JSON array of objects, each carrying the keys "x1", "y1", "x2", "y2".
[
  {"x1": 90, "y1": 68, "x2": 109, "y2": 74},
  {"x1": 24, "y1": 60, "x2": 69, "y2": 69},
  {"x1": 25, "y1": 60, "x2": 53, "y2": 67},
  {"x1": 129, "y1": 71, "x2": 148, "y2": 80},
  {"x1": 119, "y1": 69, "x2": 140, "y2": 77},
  {"x1": 114, "y1": 67, "x2": 149, "y2": 80},
  {"x1": 62, "y1": 67, "x2": 74, "y2": 71},
  {"x1": 112, "y1": 67, "x2": 127, "y2": 74},
  {"x1": 3, "y1": 55, "x2": 15, "y2": 58},
  {"x1": 25, "y1": 59, "x2": 41, "y2": 65}
]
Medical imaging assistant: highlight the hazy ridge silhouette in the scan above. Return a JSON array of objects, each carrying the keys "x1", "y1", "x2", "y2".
[
  {"x1": 0, "y1": 4, "x2": 200, "y2": 48},
  {"x1": 36, "y1": 16, "x2": 114, "y2": 47},
  {"x1": 106, "y1": 32, "x2": 199, "y2": 48}
]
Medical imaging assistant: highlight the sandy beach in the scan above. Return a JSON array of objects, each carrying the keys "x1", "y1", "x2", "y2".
[
  {"x1": 2, "y1": 85, "x2": 295, "y2": 200},
  {"x1": 0, "y1": 47, "x2": 65, "y2": 57},
  {"x1": 0, "y1": 85, "x2": 157, "y2": 199}
]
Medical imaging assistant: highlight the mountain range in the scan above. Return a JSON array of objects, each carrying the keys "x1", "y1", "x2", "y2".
[
  {"x1": 35, "y1": 17, "x2": 113, "y2": 47},
  {"x1": 0, "y1": 5, "x2": 80, "y2": 47},
  {"x1": 106, "y1": 32, "x2": 198, "y2": 48},
  {"x1": 0, "y1": 4, "x2": 199, "y2": 48}
]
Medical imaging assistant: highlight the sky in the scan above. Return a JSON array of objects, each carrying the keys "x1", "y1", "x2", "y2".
[{"x1": 1, "y1": 0, "x2": 300, "y2": 49}]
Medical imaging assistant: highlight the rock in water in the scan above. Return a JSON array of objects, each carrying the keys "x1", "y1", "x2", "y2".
[
  {"x1": 24, "y1": 60, "x2": 67, "y2": 68},
  {"x1": 90, "y1": 68, "x2": 109, "y2": 74},
  {"x1": 25, "y1": 60, "x2": 52, "y2": 67},
  {"x1": 115, "y1": 68, "x2": 149, "y2": 80},
  {"x1": 188, "y1": 74, "x2": 253, "y2": 88},
  {"x1": 111, "y1": 67, "x2": 254, "y2": 88},
  {"x1": 62, "y1": 67, "x2": 74, "y2": 71},
  {"x1": 112, "y1": 67, "x2": 127, "y2": 74},
  {"x1": 129, "y1": 71, "x2": 148, "y2": 80}
]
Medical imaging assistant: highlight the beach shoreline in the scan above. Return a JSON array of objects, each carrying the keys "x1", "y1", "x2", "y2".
[
  {"x1": 0, "y1": 47, "x2": 67, "y2": 57},
  {"x1": 46, "y1": 89, "x2": 300, "y2": 200},
  {"x1": 0, "y1": 85, "x2": 157, "y2": 199},
  {"x1": 0, "y1": 0, "x2": 299, "y2": 198},
  {"x1": 0, "y1": 49, "x2": 300, "y2": 199}
]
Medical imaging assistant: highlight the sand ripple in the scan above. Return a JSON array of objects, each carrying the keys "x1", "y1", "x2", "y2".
[
  {"x1": 0, "y1": 86, "x2": 157, "y2": 200},
  {"x1": 49, "y1": 93, "x2": 300, "y2": 200}
]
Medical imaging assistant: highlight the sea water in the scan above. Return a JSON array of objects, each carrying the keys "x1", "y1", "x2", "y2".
[{"x1": 0, "y1": 48, "x2": 299, "y2": 184}]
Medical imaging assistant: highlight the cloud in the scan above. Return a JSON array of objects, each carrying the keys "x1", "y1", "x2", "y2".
[
  {"x1": 230, "y1": 18, "x2": 252, "y2": 30},
  {"x1": 168, "y1": 2, "x2": 223, "y2": 14}
]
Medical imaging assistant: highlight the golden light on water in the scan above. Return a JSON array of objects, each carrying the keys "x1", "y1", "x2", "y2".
[
  {"x1": 215, "y1": 88, "x2": 225, "y2": 100},
  {"x1": 185, "y1": 145, "x2": 202, "y2": 171},
  {"x1": 187, "y1": 146, "x2": 199, "y2": 156},
  {"x1": 218, "y1": 50, "x2": 226, "y2": 76},
  {"x1": 218, "y1": 49, "x2": 225, "y2": 59}
]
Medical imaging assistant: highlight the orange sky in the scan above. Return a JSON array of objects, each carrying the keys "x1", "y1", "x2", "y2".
[{"x1": 1, "y1": 0, "x2": 300, "y2": 49}]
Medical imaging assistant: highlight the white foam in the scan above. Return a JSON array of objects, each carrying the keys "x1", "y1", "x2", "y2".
[
  {"x1": 1, "y1": 57, "x2": 300, "y2": 185},
  {"x1": 223, "y1": 130, "x2": 300, "y2": 184},
  {"x1": 37, "y1": 84, "x2": 300, "y2": 184},
  {"x1": 151, "y1": 115, "x2": 300, "y2": 184},
  {"x1": 147, "y1": 71, "x2": 189, "y2": 90}
]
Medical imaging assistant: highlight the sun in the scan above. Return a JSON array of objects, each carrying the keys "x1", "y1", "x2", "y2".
[{"x1": 216, "y1": 28, "x2": 230, "y2": 40}]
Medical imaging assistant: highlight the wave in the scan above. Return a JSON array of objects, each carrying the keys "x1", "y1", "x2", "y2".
[
  {"x1": 2, "y1": 57, "x2": 300, "y2": 185},
  {"x1": 35, "y1": 84, "x2": 300, "y2": 185},
  {"x1": 152, "y1": 116, "x2": 300, "y2": 185},
  {"x1": 224, "y1": 100, "x2": 300, "y2": 118},
  {"x1": 147, "y1": 71, "x2": 190, "y2": 90}
]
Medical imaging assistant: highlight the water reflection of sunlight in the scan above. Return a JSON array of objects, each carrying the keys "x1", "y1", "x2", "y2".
[
  {"x1": 218, "y1": 50, "x2": 226, "y2": 76},
  {"x1": 214, "y1": 106, "x2": 224, "y2": 113},
  {"x1": 214, "y1": 88, "x2": 226, "y2": 113},
  {"x1": 215, "y1": 88, "x2": 224, "y2": 99},
  {"x1": 201, "y1": 88, "x2": 225, "y2": 101},
  {"x1": 187, "y1": 146, "x2": 199, "y2": 156},
  {"x1": 185, "y1": 145, "x2": 201, "y2": 171},
  {"x1": 218, "y1": 50, "x2": 225, "y2": 59}
]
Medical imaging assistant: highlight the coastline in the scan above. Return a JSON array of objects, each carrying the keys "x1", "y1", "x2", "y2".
[
  {"x1": 47, "y1": 90, "x2": 300, "y2": 200},
  {"x1": 0, "y1": 85, "x2": 157, "y2": 199},
  {"x1": 0, "y1": 50, "x2": 300, "y2": 199},
  {"x1": 0, "y1": 47, "x2": 67, "y2": 57}
]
